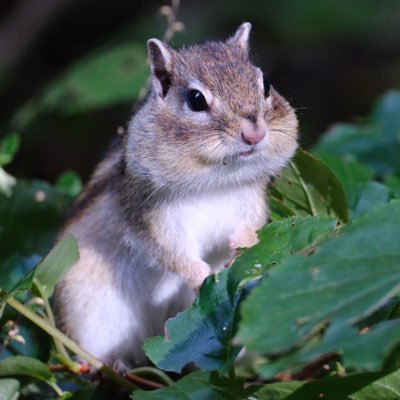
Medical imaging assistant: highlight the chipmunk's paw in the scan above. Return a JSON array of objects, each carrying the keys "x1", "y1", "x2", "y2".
[
  {"x1": 186, "y1": 260, "x2": 212, "y2": 291},
  {"x1": 229, "y1": 225, "x2": 259, "y2": 249}
]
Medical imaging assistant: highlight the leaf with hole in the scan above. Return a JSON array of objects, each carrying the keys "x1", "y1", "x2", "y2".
[{"x1": 236, "y1": 200, "x2": 400, "y2": 377}]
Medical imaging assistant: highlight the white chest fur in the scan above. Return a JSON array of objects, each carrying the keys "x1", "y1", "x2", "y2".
[{"x1": 154, "y1": 183, "x2": 267, "y2": 270}]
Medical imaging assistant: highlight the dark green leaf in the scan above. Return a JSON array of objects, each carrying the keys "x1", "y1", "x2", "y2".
[
  {"x1": 314, "y1": 91, "x2": 400, "y2": 177},
  {"x1": 132, "y1": 371, "x2": 256, "y2": 400},
  {"x1": 351, "y1": 182, "x2": 390, "y2": 219},
  {"x1": 228, "y1": 216, "x2": 338, "y2": 297},
  {"x1": 271, "y1": 148, "x2": 348, "y2": 222},
  {"x1": 33, "y1": 234, "x2": 79, "y2": 299},
  {"x1": 256, "y1": 381, "x2": 303, "y2": 399},
  {"x1": 385, "y1": 175, "x2": 400, "y2": 199},
  {"x1": 0, "y1": 133, "x2": 20, "y2": 167},
  {"x1": 0, "y1": 254, "x2": 40, "y2": 293},
  {"x1": 372, "y1": 90, "x2": 400, "y2": 139},
  {"x1": 55, "y1": 171, "x2": 82, "y2": 198},
  {"x1": 13, "y1": 42, "x2": 148, "y2": 128},
  {"x1": 237, "y1": 201, "x2": 400, "y2": 376},
  {"x1": 0, "y1": 180, "x2": 70, "y2": 265},
  {"x1": 0, "y1": 378, "x2": 20, "y2": 400},
  {"x1": 314, "y1": 153, "x2": 373, "y2": 206},
  {"x1": 68, "y1": 385, "x2": 98, "y2": 400},
  {"x1": 352, "y1": 368, "x2": 400, "y2": 399},
  {"x1": 256, "y1": 370, "x2": 396, "y2": 400},
  {"x1": 0, "y1": 268, "x2": 35, "y2": 307},
  {"x1": 0, "y1": 356, "x2": 53, "y2": 382},
  {"x1": 144, "y1": 270, "x2": 241, "y2": 373},
  {"x1": 257, "y1": 320, "x2": 400, "y2": 378},
  {"x1": 145, "y1": 217, "x2": 337, "y2": 374}
]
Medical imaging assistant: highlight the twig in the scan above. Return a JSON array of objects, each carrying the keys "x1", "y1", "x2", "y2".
[
  {"x1": 6, "y1": 296, "x2": 137, "y2": 391},
  {"x1": 126, "y1": 372, "x2": 165, "y2": 389},
  {"x1": 293, "y1": 353, "x2": 338, "y2": 380},
  {"x1": 33, "y1": 279, "x2": 78, "y2": 371},
  {"x1": 137, "y1": 0, "x2": 184, "y2": 102},
  {"x1": 161, "y1": 0, "x2": 184, "y2": 44}
]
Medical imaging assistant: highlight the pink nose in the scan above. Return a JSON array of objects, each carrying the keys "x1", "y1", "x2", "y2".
[
  {"x1": 241, "y1": 131, "x2": 265, "y2": 145},
  {"x1": 240, "y1": 118, "x2": 266, "y2": 145}
]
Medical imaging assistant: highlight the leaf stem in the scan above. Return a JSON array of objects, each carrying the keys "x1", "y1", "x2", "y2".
[
  {"x1": 129, "y1": 366, "x2": 174, "y2": 386},
  {"x1": 47, "y1": 380, "x2": 65, "y2": 397},
  {"x1": 290, "y1": 160, "x2": 318, "y2": 216},
  {"x1": 6, "y1": 297, "x2": 137, "y2": 391},
  {"x1": 33, "y1": 279, "x2": 78, "y2": 371}
]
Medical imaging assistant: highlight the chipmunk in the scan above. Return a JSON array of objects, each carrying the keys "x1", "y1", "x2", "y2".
[{"x1": 54, "y1": 22, "x2": 298, "y2": 368}]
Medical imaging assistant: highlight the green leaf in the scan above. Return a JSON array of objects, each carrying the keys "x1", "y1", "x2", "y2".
[
  {"x1": 236, "y1": 200, "x2": 400, "y2": 376},
  {"x1": 0, "y1": 134, "x2": 20, "y2": 167},
  {"x1": 68, "y1": 385, "x2": 98, "y2": 400},
  {"x1": 271, "y1": 148, "x2": 348, "y2": 222},
  {"x1": 314, "y1": 153, "x2": 373, "y2": 205},
  {"x1": 145, "y1": 217, "x2": 337, "y2": 374},
  {"x1": 0, "y1": 356, "x2": 53, "y2": 382},
  {"x1": 351, "y1": 182, "x2": 390, "y2": 219},
  {"x1": 132, "y1": 371, "x2": 257, "y2": 400},
  {"x1": 13, "y1": 42, "x2": 148, "y2": 128},
  {"x1": 255, "y1": 381, "x2": 303, "y2": 399},
  {"x1": 256, "y1": 370, "x2": 397, "y2": 400},
  {"x1": 0, "y1": 180, "x2": 71, "y2": 265},
  {"x1": 228, "y1": 216, "x2": 338, "y2": 296},
  {"x1": 315, "y1": 150, "x2": 391, "y2": 219},
  {"x1": 352, "y1": 368, "x2": 400, "y2": 399},
  {"x1": 0, "y1": 268, "x2": 35, "y2": 307},
  {"x1": 33, "y1": 234, "x2": 79, "y2": 299},
  {"x1": 55, "y1": 171, "x2": 82, "y2": 198},
  {"x1": 385, "y1": 175, "x2": 400, "y2": 199},
  {"x1": 372, "y1": 90, "x2": 400, "y2": 140},
  {"x1": 314, "y1": 90, "x2": 400, "y2": 177},
  {"x1": 0, "y1": 378, "x2": 20, "y2": 400},
  {"x1": 144, "y1": 270, "x2": 242, "y2": 373}
]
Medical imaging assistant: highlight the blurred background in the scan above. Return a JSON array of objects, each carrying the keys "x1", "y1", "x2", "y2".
[{"x1": 1, "y1": 0, "x2": 400, "y2": 183}]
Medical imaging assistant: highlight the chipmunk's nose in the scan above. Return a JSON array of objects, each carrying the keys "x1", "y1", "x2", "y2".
[{"x1": 240, "y1": 117, "x2": 266, "y2": 146}]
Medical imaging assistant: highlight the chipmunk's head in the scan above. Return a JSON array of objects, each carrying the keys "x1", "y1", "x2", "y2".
[{"x1": 127, "y1": 23, "x2": 298, "y2": 193}]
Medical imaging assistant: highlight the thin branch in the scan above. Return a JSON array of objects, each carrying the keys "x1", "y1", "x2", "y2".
[
  {"x1": 33, "y1": 279, "x2": 78, "y2": 371},
  {"x1": 6, "y1": 296, "x2": 137, "y2": 391},
  {"x1": 126, "y1": 372, "x2": 165, "y2": 389},
  {"x1": 129, "y1": 366, "x2": 174, "y2": 386}
]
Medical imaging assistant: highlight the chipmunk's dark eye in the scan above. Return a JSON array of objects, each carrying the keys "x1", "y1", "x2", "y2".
[
  {"x1": 187, "y1": 89, "x2": 208, "y2": 112},
  {"x1": 263, "y1": 76, "x2": 271, "y2": 97}
]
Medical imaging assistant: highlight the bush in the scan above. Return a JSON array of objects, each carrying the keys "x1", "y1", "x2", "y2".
[{"x1": 0, "y1": 16, "x2": 399, "y2": 400}]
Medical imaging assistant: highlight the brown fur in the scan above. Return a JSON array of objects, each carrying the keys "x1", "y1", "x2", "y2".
[{"x1": 54, "y1": 23, "x2": 298, "y2": 367}]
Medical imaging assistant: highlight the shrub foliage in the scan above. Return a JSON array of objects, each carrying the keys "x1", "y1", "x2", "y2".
[{"x1": 0, "y1": 37, "x2": 400, "y2": 399}]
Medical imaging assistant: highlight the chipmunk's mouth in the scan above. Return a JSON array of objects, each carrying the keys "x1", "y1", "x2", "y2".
[
  {"x1": 239, "y1": 147, "x2": 256, "y2": 157},
  {"x1": 221, "y1": 147, "x2": 258, "y2": 166}
]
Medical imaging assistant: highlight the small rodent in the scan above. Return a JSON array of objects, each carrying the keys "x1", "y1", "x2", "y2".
[{"x1": 54, "y1": 22, "x2": 298, "y2": 368}]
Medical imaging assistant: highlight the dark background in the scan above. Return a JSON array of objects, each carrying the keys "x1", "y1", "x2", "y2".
[{"x1": 1, "y1": 0, "x2": 400, "y2": 183}]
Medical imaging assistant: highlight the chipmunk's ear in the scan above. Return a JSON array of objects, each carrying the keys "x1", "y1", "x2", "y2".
[
  {"x1": 229, "y1": 22, "x2": 251, "y2": 54},
  {"x1": 147, "y1": 39, "x2": 174, "y2": 98}
]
